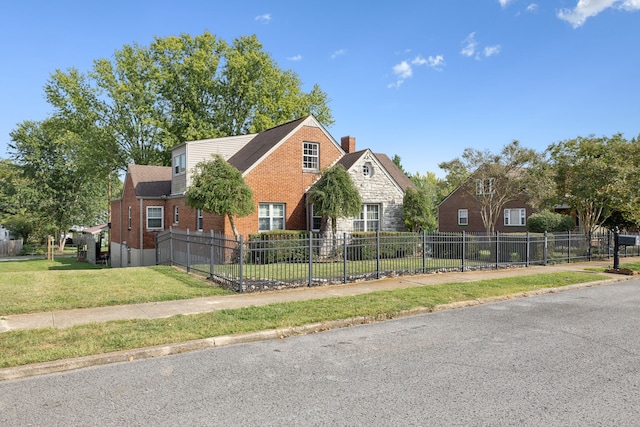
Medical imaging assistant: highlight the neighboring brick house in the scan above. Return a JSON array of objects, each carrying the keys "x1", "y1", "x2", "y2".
[
  {"x1": 110, "y1": 115, "x2": 414, "y2": 267},
  {"x1": 438, "y1": 175, "x2": 538, "y2": 233}
]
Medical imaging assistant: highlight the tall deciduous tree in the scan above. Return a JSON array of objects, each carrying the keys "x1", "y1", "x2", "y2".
[
  {"x1": 45, "y1": 31, "x2": 333, "y2": 173},
  {"x1": 9, "y1": 119, "x2": 110, "y2": 249},
  {"x1": 547, "y1": 134, "x2": 630, "y2": 234},
  {"x1": 439, "y1": 141, "x2": 540, "y2": 234},
  {"x1": 185, "y1": 155, "x2": 254, "y2": 240},
  {"x1": 307, "y1": 164, "x2": 362, "y2": 241}
]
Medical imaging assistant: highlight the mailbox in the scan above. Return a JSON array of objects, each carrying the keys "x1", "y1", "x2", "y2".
[{"x1": 618, "y1": 235, "x2": 640, "y2": 246}]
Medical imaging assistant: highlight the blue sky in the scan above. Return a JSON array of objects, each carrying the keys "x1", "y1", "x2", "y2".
[{"x1": 1, "y1": 0, "x2": 639, "y2": 177}]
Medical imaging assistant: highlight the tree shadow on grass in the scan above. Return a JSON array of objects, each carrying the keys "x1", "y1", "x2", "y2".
[{"x1": 48, "y1": 258, "x2": 106, "y2": 271}]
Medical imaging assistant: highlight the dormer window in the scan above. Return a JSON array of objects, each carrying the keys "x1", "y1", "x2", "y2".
[
  {"x1": 303, "y1": 142, "x2": 319, "y2": 171},
  {"x1": 174, "y1": 153, "x2": 186, "y2": 175}
]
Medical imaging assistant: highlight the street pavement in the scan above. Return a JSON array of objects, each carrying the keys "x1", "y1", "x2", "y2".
[{"x1": 0, "y1": 257, "x2": 637, "y2": 381}]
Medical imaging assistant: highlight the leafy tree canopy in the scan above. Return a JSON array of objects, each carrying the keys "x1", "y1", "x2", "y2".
[
  {"x1": 185, "y1": 155, "x2": 254, "y2": 239},
  {"x1": 307, "y1": 164, "x2": 362, "y2": 238},
  {"x1": 45, "y1": 31, "x2": 333, "y2": 173}
]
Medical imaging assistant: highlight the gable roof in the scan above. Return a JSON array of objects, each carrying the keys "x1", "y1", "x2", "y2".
[
  {"x1": 228, "y1": 115, "x2": 343, "y2": 174},
  {"x1": 127, "y1": 164, "x2": 172, "y2": 198},
  {"x1": 373, "y1": 153, "x2": 416, "y2": 191},
  {"x1": 336, "y1": 149, "x2": 415, "y2": 193}
]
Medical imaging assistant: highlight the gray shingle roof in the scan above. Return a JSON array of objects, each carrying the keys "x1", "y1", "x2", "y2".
[
  {"x1": 128, "y1": 164, "x2": 172, "y2": 198},
  {"x1": 227, "y1": 116, "x2": 309, "y2": 172}
]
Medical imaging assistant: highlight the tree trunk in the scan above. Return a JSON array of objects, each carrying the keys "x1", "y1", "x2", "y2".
[{"x1": 228, "y1": 213, "x2": 239, "y2": 241}]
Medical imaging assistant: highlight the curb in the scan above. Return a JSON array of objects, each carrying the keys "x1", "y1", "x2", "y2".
[{"x1": 0, "y1": 276, "x2": 634, "y2": 382}]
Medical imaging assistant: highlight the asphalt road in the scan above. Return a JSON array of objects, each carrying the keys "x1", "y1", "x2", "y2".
[{"x1": 1, "y1": 280, "x2": 640, "y2": 426}]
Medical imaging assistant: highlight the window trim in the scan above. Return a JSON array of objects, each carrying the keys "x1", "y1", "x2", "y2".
[
  {"x1": 196, "y1": 209, "x2": 203, "y2": 231},
  {"x1": 173, "y1": 205, "x2": 179, "y2": 224},
  {"x1": 504, "y1": 208, "x2": 526, "y2": 226},
  {"x1": 475, "y1": 178, "x2": 495, "y2": 195},
  {"x1": 174, "y1": 153, "x2": 186, "y2": 176},
  {"x1": 303, "y1": 142, "x2": 319, "y2": 171},
  {"x1": 146, "y1": 206, "x2": 164, "y2": 230},
  {"x1": 458, "y1": 209, "x2": 469, "y2": 226},
  {"x1": 258, "y1": 203, "x2": 286, "y2": 232},
  {"x1": 353, "y1": 204, "x2": 380, "y2": 232}
]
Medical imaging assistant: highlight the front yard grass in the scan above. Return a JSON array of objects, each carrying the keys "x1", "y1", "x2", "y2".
[
  {"x1": 0, "y1": 271, "x2": 606, "y2": 369},
  {"x1": 0, "y1": 259, "x2": 232, "y2": 315}
]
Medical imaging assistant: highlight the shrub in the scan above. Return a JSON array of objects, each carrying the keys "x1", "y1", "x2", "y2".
[
  {"x1": 247, "y1": 231, "x2": 309, "y2": 264},
  {"x1": 346, "y1": 232, "x2": 416, "y2": 260},
  {"x1": 527, "y1": 211, "x2": 575, "y2": 233}
]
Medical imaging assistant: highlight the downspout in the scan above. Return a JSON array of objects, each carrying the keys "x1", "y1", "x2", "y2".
[{"x1": 140, "y1": 198, "x2": 144, "y2": 265}]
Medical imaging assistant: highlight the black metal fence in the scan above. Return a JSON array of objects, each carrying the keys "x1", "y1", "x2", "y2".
[{"x1": 155, "y1": 228, "x2": 638, "y2": 293}]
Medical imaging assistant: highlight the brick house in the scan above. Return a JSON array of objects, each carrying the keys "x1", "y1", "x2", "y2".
[
  {"x1": 110, "y1": 115, "x2": 414, "y2": 267},
  {"x1": 438, "y1": 175, "x2": 538, "y2": 233}
]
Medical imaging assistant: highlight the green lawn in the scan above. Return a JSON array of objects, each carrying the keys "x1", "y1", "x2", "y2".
[
  {"x1": 0, "y1": 258, "x2": 232, "y2": 315},
  {"x1": 0, "y1": 265, "x2": 608, "y2": 369}
]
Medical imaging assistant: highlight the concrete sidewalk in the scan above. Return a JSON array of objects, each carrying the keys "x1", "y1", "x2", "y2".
[{"x1": 1, "y1": 259, "x2": 635, "y2": 333}]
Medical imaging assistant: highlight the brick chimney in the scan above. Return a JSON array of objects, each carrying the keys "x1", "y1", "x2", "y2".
[{"x1": 341, "y1": 136, "x2": 356, "y2": 153}]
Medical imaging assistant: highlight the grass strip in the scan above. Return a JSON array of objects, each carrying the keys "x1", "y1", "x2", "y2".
[
  {"x1": 0, "y1": 271, "x2": 606, "y2": 368},
  {"x1": 0, "y1": 263, "x2": 232, "y2": 315}
]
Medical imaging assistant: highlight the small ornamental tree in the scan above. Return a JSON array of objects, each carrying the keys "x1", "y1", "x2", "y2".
[
  {"x1": 185, "y1": 155, "x2": 254, "y2": 240},
  {"x1": 307, "y1": 164, "x2": 362, "y2": 241},
  {"x1": 403, "y1": 187, "x2": 436, "y2": 232}
]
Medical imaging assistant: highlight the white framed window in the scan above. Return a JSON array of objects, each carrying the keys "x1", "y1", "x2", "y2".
[
  {"x1": 127, "y1": 206, "x2": 132, "y2": 230},
  {"x1": 174, "y1": 153, "x2": 186, "y2": 175},
  {"x1": 458, "y1": 209, "x2": 468, "y2": 226},
  {"x1": 353, "y1": 204, "x2": 380, "y2": 232},
  {"x1": 303, "y1": 142, "x2": 319, "y2": 170},
  {"x1": 476, "y1": 178, "x2": 495, "y2": 195},
  {"x1": 362, "y1": 162, "x2": 372, "y2": 177},
  {"x1": 196, "y1": 209, "x2": 203, "y2": 231},
  {"x1": 259, "y1": 203, "x2": 285, "y2": 232},
  {"x1": 504, "y1": 208, "x2": 526, "y2": 226},
  {"x1": 312, "y1": 215, "x2": 322, "y2": 232},
  {"x1": 146, "y1": 206, "x2": 164, "y2": 230},
  {"x1": 173, "y1": 206, "x2": 179, "y2": 224}
]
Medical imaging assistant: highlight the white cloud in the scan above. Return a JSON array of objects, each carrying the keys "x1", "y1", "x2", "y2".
[
  {"x1": 461, "y1": 33, "x2": 500, "y2": 60},
  {"x1": 460, "y1": 32, "x2": 478, "y2": 57},
  {"x1": 255, "y1": 13, "x2": 271, "y2": 23},
  {"x1": 393, "y1": 61, "x2": 413, "y2": 79},
  {"x1": 484, "y1": 45, "x2": 502, "y2": 57},
  {"x1": 331, "y1": 49, "x2": 346, "y2": 59},
  {"x1": 287, "y1": 55, "x2": 302, "y2": 61},
  {"x1": 557, "y1": 0, "x2": 640, "y2": 28},
  {"x1": 499, "y1": 0, "x2": 513, "y2": 7},
  {"x1": 526, "y1": 3, "x2": 538, "y2": 12}
]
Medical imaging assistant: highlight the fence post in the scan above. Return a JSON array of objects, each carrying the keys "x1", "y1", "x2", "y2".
[
  {"x1": 422, "y1": 230, "x2": 427, "y2": 274},
  {"x1": 543, "y1": 231, "x2": 548, "y2": 265},
  {"x1": 155, "y1": 233, "x2": 159, "y2": 266},
  {"x1": 169, "y1": 226, "x2": 174, "y2": 266},
  {"x1": 343, "y1": 232, "x2": 347, "y2": 284},
  {"x1": 588, "y1": 230, "x2": 592, "y2": 261},
  {"x1": 308, "y1": 231, "x2": 313, "y2": 287},
  {"x1": 238, "y1": 235, "x2": 244, "y2": 293},
  {"x1": 495, "y1": 231, "x2": 500, "y2": 270},
  {"x1": 376, "y1": 231, "x2": 380, "y2": 279},
  {"x1": 461, "y1": 231, "x2": 466, "y2": 273},
  {"x1": 209, "y1": 230, "x2": 215, "y2": 279},
  {"x1": 186, "y1": 229, "x2": 191, "y2": 273},
  {"x1": 567, "y1": 230, "x2": 571, "y2": 264},
  {"x1": 526, "y1": 232, "x2": 530, "y2": 267}
]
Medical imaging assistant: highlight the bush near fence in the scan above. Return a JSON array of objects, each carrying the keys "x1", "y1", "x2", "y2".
[
  {"x1": 346, "y1": 232, "x2": 417, "y2": 260},
  {"x1": 247, "y1": 230, "x2": 310, "y2": 264}
]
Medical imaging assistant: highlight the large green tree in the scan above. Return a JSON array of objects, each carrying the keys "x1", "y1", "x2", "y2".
[
  {"x1": 45, "y1": 31, "x2": 333, "y2": 173},
  {"x1": 547, "y1": 134, "x2": 633, "y2": 234},
  {"x1": 403, "y1": 172, "x2": 443, "y2": 232},
  {"x1": 439, "y1": 141, "x2": 540, "y2": 234},
  {"x1": 185, "y1": 155, "x2": 254, "y2": 240},
  {"x1": 9, "y1": 119, "x2": 109, "y2": 249},
  {"x1": 307, "y1": 164, "x2": 362, "y2": 241}
]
